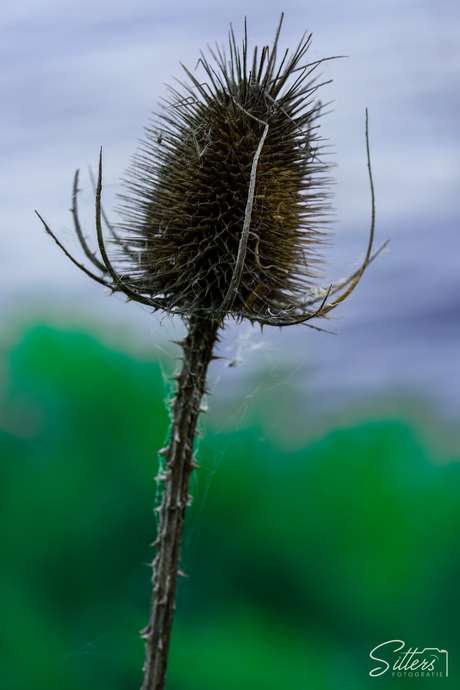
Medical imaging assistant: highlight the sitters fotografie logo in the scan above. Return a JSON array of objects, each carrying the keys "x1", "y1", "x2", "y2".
[{"x1": 369, "y1": 640, "x2": 448, "y2": 678}]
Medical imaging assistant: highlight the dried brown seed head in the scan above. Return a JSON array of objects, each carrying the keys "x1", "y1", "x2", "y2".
[
  {"x1": 37, "y1": 16, "x2": 384, "y2": 328},
  {"x1": 116, "y1": 16, "x2": 333, "y2": 322}
]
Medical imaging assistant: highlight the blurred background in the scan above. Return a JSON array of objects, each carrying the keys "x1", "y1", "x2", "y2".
[{"x1": 1, "y1": 0, "x2": 459, "y2": 688}]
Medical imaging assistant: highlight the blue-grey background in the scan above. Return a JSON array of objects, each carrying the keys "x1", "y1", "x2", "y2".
[{"x1": 1, "y1": 0, "x2": 459, "y2": 424}]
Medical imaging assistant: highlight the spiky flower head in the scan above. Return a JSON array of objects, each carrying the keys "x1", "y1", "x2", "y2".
[
  {"x1": 38, "y1": 15, "x2": 381, "y2": 328},
  {"x1": 117, "y1": 16, "x2": 333, "y2": 323}
]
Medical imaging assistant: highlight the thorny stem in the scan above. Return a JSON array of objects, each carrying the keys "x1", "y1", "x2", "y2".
[{"x1": 140, "y1": 314, "x2": 220, "y2": 690}]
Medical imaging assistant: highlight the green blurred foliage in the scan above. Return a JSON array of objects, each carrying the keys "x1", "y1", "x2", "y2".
[{"x1": 0, "y1": 322, "x2": 459, "y2": 689}]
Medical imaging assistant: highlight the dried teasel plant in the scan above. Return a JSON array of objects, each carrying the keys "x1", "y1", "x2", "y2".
[{"x1": 37, "y1": 14, "x2": 387, "y2": 690}]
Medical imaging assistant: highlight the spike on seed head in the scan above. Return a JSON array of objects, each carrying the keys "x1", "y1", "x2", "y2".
[{"x1": 116, "y1": 16, "x2": 334, "y2": 323}]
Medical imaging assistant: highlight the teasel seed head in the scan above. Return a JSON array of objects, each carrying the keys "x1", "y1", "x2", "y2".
[
  {"x1": 37, "y1": 15, "x2": 386, "y2": 328},
  {"x1": 117, "y1": 16, "x2": 333, "y2": 323}
]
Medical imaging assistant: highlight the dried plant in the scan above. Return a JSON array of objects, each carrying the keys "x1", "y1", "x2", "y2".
[{"x1": 37, "y1": 14, "x2": 386, "y2": 690}]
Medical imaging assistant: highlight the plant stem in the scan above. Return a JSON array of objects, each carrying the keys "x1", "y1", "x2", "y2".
[{"x1": 140, "y1": 314, "x2": 220, "y2": 690}]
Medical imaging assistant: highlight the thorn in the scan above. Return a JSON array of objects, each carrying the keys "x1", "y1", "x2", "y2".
[{"x1": 140, "y1": 626, "x2": 152, "y2": 641}]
